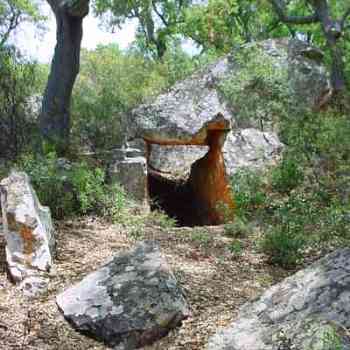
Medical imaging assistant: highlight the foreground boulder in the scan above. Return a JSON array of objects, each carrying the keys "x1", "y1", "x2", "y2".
[
  {"x1": 0, "y1": 171, "x2": 55, "y2": 289},
  {"x1": 207, "y1": 249, "x2": 350, "y2": 350},
  {"x1": 57, "y1": 241, "x2": 190, "y2": 349}
]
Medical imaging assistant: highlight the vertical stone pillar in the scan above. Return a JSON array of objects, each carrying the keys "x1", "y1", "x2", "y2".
[
  {"x1": 108, "y1": 147, "x2": 150, "y2": 212},
  {"x1": 189, "y1": 131, "x2": 235, "y2": 225}
]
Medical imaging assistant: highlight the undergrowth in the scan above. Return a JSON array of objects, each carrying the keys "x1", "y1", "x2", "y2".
[{"x1": 223, "y1": 45, "x2": 350, "y2": 268}]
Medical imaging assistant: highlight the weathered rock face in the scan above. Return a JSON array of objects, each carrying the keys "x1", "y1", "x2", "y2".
[
  {"x1": 149, "y1": 144, "x2": 209, "y2": 179},
  {"x1": 287, "y1": 39, "x2": 331, "y2": 108},
  {"x1": 0, "y1": 171, "x2": 55, "y2": 287},
  {"x1": 223, "y1": 129, "x2": 283, "y2": 175},
  {"x1": 108, "y1": 147, "x2": 149, "y2": 211},
  {"x1": 57, "y1": 241, "x2": 190, "y2": 349},
  {"x1": 207, "y1": 249, "x2": 350, "y2": 350},
  {"x1": 130, "y1": 59, "x2": 232, "y2": 145},
  {"x1": 148, "y1": 129, "x2": 282, "y2": 179}
]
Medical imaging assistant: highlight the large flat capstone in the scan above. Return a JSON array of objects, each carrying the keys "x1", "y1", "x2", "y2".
[
  {"x1": 207, "y1": 249, "x2": 350, "y2": 350},
  {"x1": 57, "y1": 241, "x2": 190, "y2": 349}
]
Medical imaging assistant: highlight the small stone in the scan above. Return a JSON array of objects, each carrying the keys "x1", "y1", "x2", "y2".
[{"x1": 19, "y1": 276, "x2": 49, "y2": 298}]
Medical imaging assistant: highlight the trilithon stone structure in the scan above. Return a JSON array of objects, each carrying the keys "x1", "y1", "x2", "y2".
[{"x1": 114, "y1": 38, "x2": 329, "y2": 226}]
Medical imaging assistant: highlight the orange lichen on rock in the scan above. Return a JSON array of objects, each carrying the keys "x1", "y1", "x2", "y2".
[
  {"x1": 143, "y1": 116, "x2": 234, "y2": 226},
  {"x1": 143, "y1": 116, "x2": 231, "y2": 147},
  {"x1": 7, "y1": 213, "x2": 34, "y2": 259},
  {"x1": 189, "y1": 130, "x2": 235, "y2": 225},
  {"x1": 20, "y1": 226, "x2": 34, "y2": 257}
]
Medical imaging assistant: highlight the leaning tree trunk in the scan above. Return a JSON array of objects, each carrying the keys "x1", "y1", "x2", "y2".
[
  {"x1": 271, "y1": 0, "x2": 349, "y2": 95},
  {"x1": 324, "y1": 36, "x2": 346, "y2": 93},
  {"x1": 39, "y1": 0, "x2": 89, "y2": 156},
  {"x1": 312, "y1": 0, "x2": 346, "y2": 93}
]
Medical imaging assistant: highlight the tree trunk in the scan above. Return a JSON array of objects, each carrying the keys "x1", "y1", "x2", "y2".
[
  {"x1": 312, "y1": 0, "x2": 346, "y2": 93},
  {"x1": 326, "y1": 38, "x2": 346, "y2": 93},
  {"x1": 39, "y1": 0, "x2": 89, "y2": 156}
]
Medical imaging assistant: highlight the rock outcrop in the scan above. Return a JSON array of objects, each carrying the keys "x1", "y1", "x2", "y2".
[
  {"x1": 57, "y1": 241, "x2": 190, "y2": 349},
  {"x1": 207, "y1": 249, "x2": 350, "y2": 350},
  {"x1": 0, "y1": 171, "x2": 55, "y2": 294}
]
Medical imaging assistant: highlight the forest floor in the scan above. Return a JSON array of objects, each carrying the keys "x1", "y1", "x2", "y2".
[{"x1": 0, "y1": 217, "x2": 297, "y2": 350}]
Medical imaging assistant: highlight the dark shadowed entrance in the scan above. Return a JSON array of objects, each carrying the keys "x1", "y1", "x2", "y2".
[{"x1": 148, "y1": 170, "x2": 200, "y2": 227}]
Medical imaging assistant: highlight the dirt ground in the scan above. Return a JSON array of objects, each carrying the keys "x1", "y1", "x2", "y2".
[{"x1": 0, "y1": 218, "x2": 292, "y2": 350}]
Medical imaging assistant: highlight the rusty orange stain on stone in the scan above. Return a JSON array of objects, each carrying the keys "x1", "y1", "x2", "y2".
[
  {"x1": 7, "y1": 213, "x2": 34, "y2": 260},
  {"x1": 189, "y1": 130, "x2": 235, "y2": 225},
  {"x1": 143, "y1": 119, "x2": 230, "y2": 147},
  {"x1": 19, "y1": 225, "x2": 34, "y2": 256},
  {"x1": 144, "y1": 120, "x2": 235, "y2": 225}
]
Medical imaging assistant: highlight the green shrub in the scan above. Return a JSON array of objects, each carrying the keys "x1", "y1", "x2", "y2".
[
  {"x1": 18, "y1": 153, "x2": 124, "y2": 220},
  {"x1": 230, "y1": 169, "x2": 267, "y2": 216},
  {"x1": 0, "y1": 48, "x2": 44, "y2": 160},
  {"x1": 228, "y1": 241, "x2": 244, "y2": 257},
  {"x1": 191, "y1": 228, "x2": 212, "y2": 246},
  {"x1": 224, "y1": 217, "x2": 251, "y2": 238},
  {"x1": 146, "y1": 210, "x2": 177, "y2": 229},
  {"x1": 260, "y1": 226, "x2": 305, "y2": 268},
  {"x1": 320, "y1": 326, "x2": 344, "y2": 350},
  {"x1": 271, "y1": 156, "x2": 304, "y2": 193}
]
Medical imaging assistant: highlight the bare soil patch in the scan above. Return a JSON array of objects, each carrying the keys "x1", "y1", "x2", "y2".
[{"x1": 0, "y1": 218, "x2": 291, "y2": 350}]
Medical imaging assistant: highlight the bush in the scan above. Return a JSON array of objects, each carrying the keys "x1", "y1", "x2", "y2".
[
  {"x1": 260, "y1": 226, "x2": 305, "y2": 268},
  {"x1": 18, "y1": 153, "x2": 123, "y2": 219},
  {"x1": 228, "y1": 241, "x2": 244, "y2": 257},
  {"x1": 271, "y1": 156, "x2": 304, "y2": 193},
  {"x1": 224, "y1": 217, "x2": 251, "y2": 238},
  {"x1": 230, "y1": 169, "x2": 267, "y2": 216},
  {"x1": 0, "y1": 48, "x2": 44, "y2": 160}
]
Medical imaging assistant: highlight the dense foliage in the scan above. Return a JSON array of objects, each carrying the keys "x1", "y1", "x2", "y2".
[
  {"x1": 17, "y1": 152, "x2": 126, "y2": 219},
  {"x1": 0, "y1": 0, "x2": 44, "y2": 48},
  {"x1": 0, "y1": 47, "x2": 45, "y2": 159},
  {"x1": 71, "y1": 43, "x2": 216, "y2": 151},
  {"x1": 225, "y1": 46, "x2": 350, "y2": 268}
]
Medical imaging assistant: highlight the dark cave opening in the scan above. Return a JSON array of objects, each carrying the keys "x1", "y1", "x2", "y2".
[{"x1": 148, "y1": 171, "x2": 201, "y2": 227}]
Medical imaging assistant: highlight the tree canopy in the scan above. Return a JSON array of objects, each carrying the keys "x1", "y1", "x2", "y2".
[
  {"x1": 93, "y1": 0, "x2": 192, "y2": 59},
  {"x1": 0, "y1": 0, "x2": 44, "y2": 48},
  {"x1": 270, "y1": 0, "x2": 350, "y2": 92}
]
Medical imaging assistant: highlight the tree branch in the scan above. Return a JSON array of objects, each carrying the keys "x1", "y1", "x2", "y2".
[
  {"x1": 270, "y1": 0, "x2": 318, "y2": 24},
  {"x1": 0, "y1": 7, "x2": 21, "y2": 48},
  {"x1": 151, "y1": 1, "x2": 168, "y2": 27},
  {"x1": 341, "y1": 7, "x2": 350, "y2": 29}
]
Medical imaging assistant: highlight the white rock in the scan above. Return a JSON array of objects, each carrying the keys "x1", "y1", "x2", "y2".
[{"x1": 0, "y1": 171, "x2": 55, "y2": 285}]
